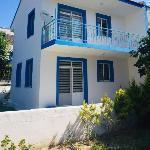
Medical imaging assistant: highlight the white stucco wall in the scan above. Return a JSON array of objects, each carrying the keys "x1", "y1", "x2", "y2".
[
  {"x1": 11, "y1": 0, "x2": 43, "y2": 109},
  {"x1": 42, "y1": 0, "x2": 146, "y2": 34},
  {"x1": 0, "y1": 106, "x2": 88, "y2": 148},
  {"x1": 125, "y1": 8, "x2": 146, "y2": 35},
  {"x1": 11, "y1": 0, "x2": 146, "y2": 110},
  {"x1": 39, "y1": 48, "x2": 129, "y2": 108}
]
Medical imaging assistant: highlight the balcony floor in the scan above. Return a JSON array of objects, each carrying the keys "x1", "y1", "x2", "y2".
[{"x1": 41, "y1": 39, "x2": 132, "y2": 54}]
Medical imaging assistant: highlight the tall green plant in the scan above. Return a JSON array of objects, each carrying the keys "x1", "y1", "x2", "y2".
[
  {"x1": 130, "y1": 29, "x2": 150, "y2": 77},
  {"x1": 114, "y1": 89, "x2": 132, "y2": 120},
  {"x1": 80, "y1": 101, "x2": 100, "y2": 144},
  {"x1": 100, "y1": 96, "x2": 114, "y2": 133},
  {"x1": 0, "y1": 32, "x2": 11, "y2": 80}
]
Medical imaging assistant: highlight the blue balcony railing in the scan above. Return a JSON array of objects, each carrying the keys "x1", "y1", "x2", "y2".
[{"x1": 42, "y1": 19, "x2": 143, "y2": 50}]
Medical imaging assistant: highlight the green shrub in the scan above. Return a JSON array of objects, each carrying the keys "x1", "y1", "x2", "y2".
[
  {"x1": 114, "y1": 89, "x2": 132, "y2": 120},
  {"x1": 0, "y1": 135, "x2": 33, "y2": 150},
  {"x1": 100, "y1": 96, "x2": 115, "y2": 133},
  {"x1": 80, "y1": 101, "x2": 100, "y2": 144},
  {"x1": 91, "y1": 143, "x2": 108, "y2": 150}
]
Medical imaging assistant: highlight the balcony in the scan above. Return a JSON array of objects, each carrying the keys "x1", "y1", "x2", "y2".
[{"x1": 41, "y1": 19, "x2": 143, "y2": 52}]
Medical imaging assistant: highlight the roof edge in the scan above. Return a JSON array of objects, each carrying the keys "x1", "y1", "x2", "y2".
[
  {"x1": 118, "y1": 0, "x2": 145, "y2": 8},
  {"x1": 10, "y1": 0, "x2": 22, "y2": 29}
]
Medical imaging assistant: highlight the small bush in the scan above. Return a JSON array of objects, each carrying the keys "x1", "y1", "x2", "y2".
[
  {"x1": 91, "y1": 143, "x2": 107, "y2": 150},
  {"x1": 114, "y1": 89, "x2": 132, "y2": 120},
  {"x1": 0, "y1": 135, "x2": 34, "y2": 150},
  {"x1": 80, "y1": 101, "x2": 100, "y2": 144},
  {"x1": 100, "y1": 96, "x2": 115, "y2": 133}
]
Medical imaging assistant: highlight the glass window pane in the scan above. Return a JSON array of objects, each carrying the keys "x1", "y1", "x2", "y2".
[
  {"x1": 102, "y1": 19, "x2": 108, "y2": 28},
  {"x1": 104, "y1": 64, "x2": 110, "y2": 80}
]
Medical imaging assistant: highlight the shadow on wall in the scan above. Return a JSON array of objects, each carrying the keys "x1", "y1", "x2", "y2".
[
  {"x1": 48, "y1": 116, "x2": 84, "y2": 148},
  {"x1": 48, "y1": 115, "x2": 106, "y2": 148}
]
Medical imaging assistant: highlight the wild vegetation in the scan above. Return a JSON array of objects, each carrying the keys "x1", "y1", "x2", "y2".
[
  {"x1": 0, "y1": 135, "x2": 34, "y2": 150},
  {"x1": 0, "y1": 31, "x2": 12, "y2": 81}
]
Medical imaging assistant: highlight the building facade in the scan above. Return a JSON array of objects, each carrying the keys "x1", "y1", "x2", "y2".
[{"x1": 11, "y1": 0, "x2": 148, "y2": 110}]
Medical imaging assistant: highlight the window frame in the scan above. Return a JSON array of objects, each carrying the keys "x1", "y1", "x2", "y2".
[
  {"x1": 27, "y1": 9, "x2": 35, "y2": 38},
  {"x1": 96, "y1": 13, "x2": 112, "y2": 38},
  {"x1": 16, "y1": 63, "x2": 22, "y2": 87},
  {"x1": 25, "y1": 58, "x2": 33, "y2": 88},
  {"x1": 97, "y1": 60, "x2": 114, "y2": 82},
  {"x1": 57, "y1": 3, "x2": 87, "y2": 43}
]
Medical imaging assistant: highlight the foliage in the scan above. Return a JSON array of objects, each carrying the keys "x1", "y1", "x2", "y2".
[
  {"x1": 80, "y1": 101, "x2": 100, "y2": 144},
  {"x1": 100, "y1": 96, "x2": 114, "y2": 133},
  {"x1": 91, "y1": 143, "x2": 108, "y2": 150},
  {"x1": 114, "y1": 89, "x2": 132, "y2": 120},
  {"x1": 0, "y1": 135, "x2": 34, "y2": 150},
  {"x1": 130, "y1": 29, "x2": 150, "y2": 77},
  {"x1": 114, "y1": 75, "x2": 150, "y2": 128},
  {"x1": 80, "y1": 97, "x2": 114, "y2": 144},
  {"x1": 0, "y1": 32, "x2": 11, "y2": 80},
  {"x1": 91, "y1": 129, "x2": 150, "y2": 150},
  {"x1": 138, "y1": 71, "x2": 150, "y2": 127}
]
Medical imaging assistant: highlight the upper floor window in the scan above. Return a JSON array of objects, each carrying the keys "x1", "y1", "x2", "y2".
[
  {"x1": 97, "y1": 60, "x2": 114, "y2": 82},
  {"x1": 27, "y1": 9, "x2": 35, "y2": 38},
  {"x1": 16, "y1": 63, "x2": 22, "y2": 87},
  {"x1": 96, "y1": 13, "x2": 112, "y2": 37},
  {"x1": 25, "y1": 58, "x2": 33, "y2": 88},
  {"x1": 58, "y1": 4, "x2": 86, "y2": 42}
]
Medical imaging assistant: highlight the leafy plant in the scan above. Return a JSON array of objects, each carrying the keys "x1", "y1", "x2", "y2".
[
  {"x1": 80, "y1": 101, "x2": 100, "y2": 144},
  {"x1": 100, "y1": 96, "x2": 115, "y2": 133},
  {"x1": 0, "y1": 32, "x2": 11, "y2": 80},
  {"x1": 0, "y1": 135, "x2": 33, "y2": 150},
  {"x1": 130, "y1": 29, "x2": 150, "y2": 77},
  {"x1": 91, "y1": 143, "x2": 108, "y2": 150},
  {"x1": 114, "y1": 89, "x2": 132, "y2": 120}
]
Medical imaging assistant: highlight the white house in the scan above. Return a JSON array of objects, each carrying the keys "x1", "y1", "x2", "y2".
[{"x1": 11, "y1": 0, "x2": 149, "y2": 110}]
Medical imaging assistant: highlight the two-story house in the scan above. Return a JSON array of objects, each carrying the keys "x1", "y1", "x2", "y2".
[{"x1": 11, "y1": 0, "x2": 149, "y2": 110}]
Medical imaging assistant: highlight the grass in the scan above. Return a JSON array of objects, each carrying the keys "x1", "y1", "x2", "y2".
[{"x1": 91, "y1": 129, "x2": 150, "y2": 150}]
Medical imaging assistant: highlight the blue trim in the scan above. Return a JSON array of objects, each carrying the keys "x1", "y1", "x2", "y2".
[
  {"x1": 144, "y1": 6, "x2": 149, "y2": 32},
  {"x1": 96, "y1": 13, "x2": 112, "y2": 38},
  {"x1": 56, "y1": 57, "x2": 88, "y2": 106},
  {"x1": 118, "y1": 0, "x2": 144, "y2": 8},
  {"x1": 25, "y1": 58, "x2": 33, "y2": 88},
  {"x1": 27, "y1": 9, "x2": 35, "y2": 38},
  {"x1": 10, "y1": 0, "x2": 21, "y2": 28},
  {"x1": 57, "y1": 3, "x2": 87, "y2": 43},
  {"x1": 97, "y1": 60, "x2": 114, "y2": 82},
  {"x1": 16, "y1": 63, "x2": 22, "y2": 87},
  {"x1": 42, "y1": 39, "x2": 131, "y2": 53}
]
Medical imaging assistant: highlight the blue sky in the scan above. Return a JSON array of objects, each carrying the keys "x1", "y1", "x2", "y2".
[{"x1": 0, "y1": 0, "x2": 150, "y2": 28}]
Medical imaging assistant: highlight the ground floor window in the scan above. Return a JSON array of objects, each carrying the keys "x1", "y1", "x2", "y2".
[
  {"x1": 16, "y1": 63, "x2": 22, "y2": 87},
  {"x1": 25, "y1": 58, "x2": 33, "y2": 88},
  {"x1": 97, "y1": 60, "x2": 114, "y2": 82}
]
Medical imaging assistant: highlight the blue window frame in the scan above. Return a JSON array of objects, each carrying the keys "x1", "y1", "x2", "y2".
[
  {"x1": 97, "y1": 60, "x2": 114, "y2": 82},
  {"x1": 16, "y1": 63, "x2": 22, "y2": 87},
  {"x1": 27, "y1": 9, "x2": 35, "y2": 38},
  {"x1": 96, "y1": 13, "x2": 112, "y2": 37},
  {"x1": 25, "y1": 58, "x2": 33, "y2": 88},
  {"x1": 57, "y1": 3, "x2": 87, "y2": 43}
]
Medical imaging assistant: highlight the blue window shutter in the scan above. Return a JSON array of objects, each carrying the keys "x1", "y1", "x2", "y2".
[
  {"x1": 110, "y1": 61, "x2": 114, "y2": 82},
  {"x1": 97, "y1": 62, "x2": 100, "y2": 82},
  {"x1": 25, "y1": 58, "x2": 33, "y2": 87},
  {"x1": 16, "y1": 63, "x2": 22, "y2": 87},
  {"x1": 27, "y1": 9, "x2": 35, "y2": 38}
]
